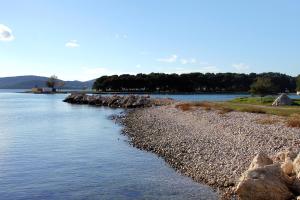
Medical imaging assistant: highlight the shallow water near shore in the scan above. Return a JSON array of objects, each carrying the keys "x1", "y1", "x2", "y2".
[{"x1": 0, "y1": 93, "x2": 217, "y2": 200}]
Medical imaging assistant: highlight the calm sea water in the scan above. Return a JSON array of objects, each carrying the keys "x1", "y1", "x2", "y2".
[{"x1": 0, "y1": 93, "x2": 218, "y2": 200}]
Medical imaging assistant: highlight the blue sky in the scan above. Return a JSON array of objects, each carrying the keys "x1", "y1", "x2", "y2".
[{"x1": 0, "y1": 0, "x2": 299, "y2": 81}]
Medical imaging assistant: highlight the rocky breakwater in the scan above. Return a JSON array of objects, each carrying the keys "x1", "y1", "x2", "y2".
[
  {"x1": 236, "y1": 149, "x2": 300, "y2": 200},
  {"x1": 63, "y1": 93, "x2": 172, "y2": 108}
]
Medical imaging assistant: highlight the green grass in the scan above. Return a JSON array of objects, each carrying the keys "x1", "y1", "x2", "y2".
[
  {"x1": 230, "y1": 96, "x2": 275, "y2": 105},
  {"x1": 225, "y1": 96, "x2": 300, "y2": 116},
  {"x1": 176, "y1": 97, "x2": 300, "y2": 117},
  {"x1": 223, "y1": 96, "x2": 300, "y2": 116},
  {"x1": 293, "y1": 99, "x2": 300, "y2": 106},
  {"x1": 230, "y1": 96, "x2": 300, "y2": 106},
  {"x1": 220, "y1": 102, "x2": 300, "y2": 116}
]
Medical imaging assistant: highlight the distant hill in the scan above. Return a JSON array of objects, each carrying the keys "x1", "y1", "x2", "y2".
[{"x1": 0, "y1": 75, "x2": 95, "y2": 89}]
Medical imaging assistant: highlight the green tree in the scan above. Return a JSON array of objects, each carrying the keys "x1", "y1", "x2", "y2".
[
  {"x1": 46, "y1": 75, "x2": 63, "y2": 92},
  {"x1": 92, "y1": 72, "x2": 295, "y2": 93},
  {"x1": 250, "y1": 77, "x2": 279, "y2": 97},
  {"x1": 296, "y1": 75, "x2": 300, "y2": 91}
]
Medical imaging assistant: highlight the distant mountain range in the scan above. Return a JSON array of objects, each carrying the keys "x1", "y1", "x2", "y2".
[{"x1": 0, "y1": 75, "x2": 95, "y2": 89}]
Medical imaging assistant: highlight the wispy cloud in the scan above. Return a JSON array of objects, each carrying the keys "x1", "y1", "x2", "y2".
[
  {"x1": 136, "y1": 64, "x2": 142, "y2": 68},
  {"x1": 232, "y1": 63, "x2": 249, "y2": 72},
  {"x1": 157, "y1": 54, "x2": 178, "y2": 63},
  {"x1": 157, "y1": 55, "x2": 200, "y2": 65},
  {"x1": 65, "y1": 40, "x2": 80, "y2": 48},
  {"x1": 0, "y1": 24, "x2": 14, "y2": 41}
]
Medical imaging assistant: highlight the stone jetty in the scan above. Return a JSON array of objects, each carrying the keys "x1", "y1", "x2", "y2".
[{"x1": 63, "y1": 93, "x2": 173, "y2": 108}]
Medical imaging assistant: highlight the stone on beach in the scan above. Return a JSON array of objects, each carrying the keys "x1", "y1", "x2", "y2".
[
  {"x1": 236, "y1": 149, "x2": 300, "y2": 200},
  {"x1": 236, "y1": 163, "x2": 294, "y2": 200},
  {"x1": 248, "y1": 152, "x2": 273, "y2": 170}
]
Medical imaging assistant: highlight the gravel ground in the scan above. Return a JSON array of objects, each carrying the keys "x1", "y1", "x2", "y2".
[{"x1": 122, "y1": 104, "x2": 300, "y2": 198}]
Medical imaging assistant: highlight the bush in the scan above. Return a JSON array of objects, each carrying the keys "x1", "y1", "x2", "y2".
[
  {"x1": 287, "y1": 114, "x2": 300, "y2": 128},
  {"x1": 175, "y1": 103, "x2": 192, "y2": 111}
]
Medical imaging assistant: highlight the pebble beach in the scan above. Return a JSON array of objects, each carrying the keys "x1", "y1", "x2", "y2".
[{"x1": 122, "y1": 104, "x2": 300, "y2": 198}]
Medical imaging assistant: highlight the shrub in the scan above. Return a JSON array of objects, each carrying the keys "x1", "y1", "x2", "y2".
[
  {"x1": 175, "y1": 103, "x2": 192, "y2": 111},
  {"x1": 175, "y1": 102, "x2": 215, "y2": 111},
  {"x1": 287, "y1": 114, "x2": 300, "y2": 128}
]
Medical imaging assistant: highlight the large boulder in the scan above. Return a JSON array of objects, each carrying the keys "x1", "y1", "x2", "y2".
[
  {"x1": 272, "y1": 93, "x2": 292, "y2": 106},
  {"x1": 236, "y1": 163, "x2": 294, "y2": 200},
  {"x1": 236, "y1": 150, "x2": 300, "y2": 200}
]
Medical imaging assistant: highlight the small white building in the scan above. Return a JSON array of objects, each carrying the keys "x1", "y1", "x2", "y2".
[{"x1": 297, "y1": 91, "x2": 300, "y2": 95}]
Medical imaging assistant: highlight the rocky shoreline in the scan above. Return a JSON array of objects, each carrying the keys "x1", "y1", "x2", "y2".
[
  {"x1": 121, "y1": 104, "x2": 300, "y2": 199},
  {"x1": 63, "y1": 94, "x2": 300, "y2": 199}
]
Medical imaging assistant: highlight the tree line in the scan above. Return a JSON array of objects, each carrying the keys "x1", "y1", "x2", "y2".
[{"x1": 93, "y1": 72, "x2": 298, "y2": 93}]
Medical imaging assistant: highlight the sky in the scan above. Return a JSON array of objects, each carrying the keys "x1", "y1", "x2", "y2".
[{"x1": 0, "y1": 0, "x2": 300, "y2": 81}]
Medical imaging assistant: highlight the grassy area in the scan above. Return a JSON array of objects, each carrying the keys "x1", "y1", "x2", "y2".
[
  {"x1": 220, "y1": 102, "x2": 300, "y2": 116},
  {"x1": 230, "y1": 96, "x2": 275, "y2": 105},
  {"x1": 230, "y1": 96, "x2": 300, "y2": 106},
  {"x1": 176, "y1": 96, "x2": 300, "y2": 117}
]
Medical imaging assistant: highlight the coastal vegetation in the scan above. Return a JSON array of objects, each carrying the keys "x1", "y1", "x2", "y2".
[
  {"x1": 93, "y1": 72, "x2": 297, "y2": 93},
  {"x1": 175, "y1": 97, "x2": 300, "y2": 117},
  {"x1": 250, "y1": 77, "x2": 279, "y2": 96}
]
